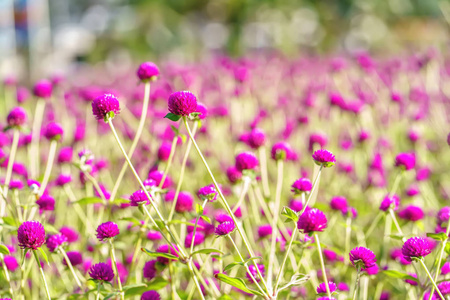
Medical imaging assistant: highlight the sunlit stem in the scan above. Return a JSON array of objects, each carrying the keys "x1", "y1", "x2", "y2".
[
  {"x1": 315, "y1": 233, "x2": 332, "y2": 298},
  {"x1": 109, "y1": 240, "x2": 124, "y2": 300},
  {"x1": 364, "y1": 211, "x2": 383, "y2": 238},
  {"x1": 33, "y1": 249, "x2": 51, "y2": 300},
  {"x1": 274, "y1": 229, "x2": 297, "y2": 292},
  {"x1": 299, "y1": 165, "x2": 323, "y2": 215},
  {"x1": 38, "y1": 139, "x2": 58, "y2": 197},
  {"x1": 232, "y1": 176, "x2": 251, "y2": 214},
  {"x1": 107, "y1": 118, "x2": 187, "y2": 258},
  {"x1": 96, "y1": 283, "x2": 101, "y2": 300},
  {"x1": 60, "y1": 247, "x2": 82, "y2": 288},
  {"x1": 352, "y1": 265, "x2": 362, "y2": 300},
  {"x1": 109, "y1": 81, "x2": 151, "y2": 202},
  {"x1": 389, "y1": 208, "x2": 404, "y2": 237},
  {"x1": 267, "y1": 159, "x2": 284, "y2": 288},
  {"x1": 2, "y1": 129, "x2": 20, "y2": 203},
  {"x1": 258, "y1": 146, "x2": 270, "y2": 198},
  {"x1": 187, "y1": 261, "x2": 206, "y2": 300},
  {"x1": 190, "y1": 199, "x2": 208, "y2": 254},
  {"x1": 0, "y1": 253, "x2": 14, "y2": 297},
  {"x1": 345, "y1": 216, "x2": 352, "y2": 263},
  {"x1": 168, "y1": 121, "x2": 198, "y2": 221},
  {"x1": 159, "y1": 135, "x2": 178, "y2": 189},
  {"x1": 419, "y1": 258, "x2": 444, "y2": 300},
  {"x1": 30, "y1": 99, "x2": 46, "y2": 178},
  {"x1": 183, "y1": 116, "x2": 269, "y2": 295},
  {"x1": 429, "y1": 215, "x2": 450, "y2": 299}
]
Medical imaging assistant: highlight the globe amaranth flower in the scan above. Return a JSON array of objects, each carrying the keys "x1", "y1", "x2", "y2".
[
  {"x1": 9, "y1": 180, "x2": 23, "y2": 190},
  {"x1": 257, "y1": 224, "x2": 273, "y2": 239},
  {"x1": 215, "y1": 213, "x2": 233, "y2": 224},
  {"x1": 143, "y1": 260, "x2": 158, "y2": 281},
  {"x1": 44, "y1": 122, "x2": 64, "y2": 141},
  {"x1": 337, "y1": 282, "x2": 349, "y2": 291},
  {"x1": 175, "y1": 191, "x2": 194, "y2": 213},
  {"x1": 0, "y1": 255, "x2": 19, "y2": 272},
  {"x1": 33, "y1": 79, "x2": 52, "y2": 99},
  {"x1": 156, "y1": 244, "x2": 179, "y2": 264},
  {"x1": 89, "y1": 262, "x2": 115, "y2": 282},
  {"x1": 404, "y1": 273, "x2": 418, "y2": 286},
  {"x1": 129, "y1": 189, "x2": 151, "y2": 206},
  {"x1": 55, "y1": 174, "x2": 72, "y2": 186},
  {"x1": 379, "y1": 194, "x2": 400, "y2": 212},
  {"x1": 195, "y1": 102, "x2": 208, "y2": 120},
  {"x1": 235, "y1": 152, "x2": 259, "y2": 172},
  {"x1": 96, "y1": 221, "x2": 120, "y2": 242},
  {"x1": 437, "y1": 207, "x2": 450, "y2": 227},
  {"x1": 312, "y1": 149, "x2": 336, "y2": 168},
  {"x1": 60, "y1": 227, "x2": 79, "y2": 243},
  {"x1": 184, "y1": 232, "x2": 205, "y2": 248},
  {"x1": 47, "y1": 234, "x2": 68, "y2": 252},
  {"x1": 168, "y1": 91, "x2": 197, "y2": 117},
  {"x1": 7, "y1": 107, "x2": 27, "y2": 128},
  {"x1": 226, "y1": 166, "x2": 242, "y2": 184},
  {"x1": 57, "y1": 147, "x2": 73, "y2": 164},
  {"x1": 402, "y1": 237, "x2": 432, "y2": 262},
  {"x1": 141, "y1": 290, "x2": 161, "y2": 300},
  {"x1": 215, "y1": 221, "x2": 235, "y2": 236},
  {"x1": 246, "y1": 264, "x2": 265, "y2": 283},
  {"x1": 349, "y1": 247, "x2": 376, "y2": 269},
  {"x1": 62, "y1": 251, "x2": 83, "y2": 266},
  {"x1": 317, "y1": 281, "x2": 337, "y2": 295},
  {"x1": 36, "y1": 194, "x2": 55, "y2": 213},
  {"x1": 137, "y1": 62, "x2": 159, "y2": 82},
  {"x1": 148, "y1": 170, "x2": 172, "y2": 189},
  {"x1": 297, "y1": 208, "x2": 327, "y2": 234},
  {"x1": 247, "y1": 128, "x2": 266, "y2": 149},
  {"x1": 92, "y1": 94, "x2": 120, "y2": 121},
  {"x1": 197, "y1": 184, "x2": 218, "y2": 202},
  {"x1": 157, "y1": 142, "x2": 171, "y2": 162},
  {"x1": 271, "y1": 141, "x2": 294, "y2": 161},
  {"x1": 291, "y1": 178, "x2": 312, "y2": 194},
  {"x1": 395, "y1": 152, "x2": 416, "y2": 170},
  {"x1": 329, "y1": 196, "x2": 348, "y2": 213},
  {"x1": 18, "y1": 221, "x2": 46, "y2": 250},
  {"x1": 398, "y1": 205, "x2": 424, "y2": 222},
  {"x1": 435, "y1": 282, "x2": 450, "y2": 297}
]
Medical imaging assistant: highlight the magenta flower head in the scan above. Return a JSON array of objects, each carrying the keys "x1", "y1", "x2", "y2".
[
  {"x1": 184, "y1": 232, "x2": 205, "y2": 248},
  {"x1": 297, "y1": 208, "x2": 327, "y2": 234},
  {"x1": 398, "y1": 205, "x2": 424, "y2": 222},
  {"x1": 129, "y1": 189, "x2": 151, "y2": 206},
  {"x1": 312, "y1": 149, "x2": 336, "y2": 168},
  {"x1": 271, "y1": 142, "x2": 293, "y2": 161},
  {"x1": 17, "y1": 221, "x2": 46, "y2": 250},
  {"x1": 44, "y1": 122, "x2": 64, "y2": 141},
  {"x1": 226, "y1": 166, "x2": 242, "y2": 184},
  {"x1": 36, "y1": 194, "x2": 55, "y2": 213},
  {"x1": 89, "y1": 262, "x2": 115, "y2": 282},
  {"x1": 291, "y1": 178, "x2": 312, "y2": 194},
  {"x1": 330, "y1": 196, "x2": 348, "y2": 212},
  {"x1": 402, "y1": 237, "x2": 432, "y2": 262},
  {"x1": 7, "y1": 107, "x2": 27, "y2": 129},
  {"x1": 167, "y1": 91, "x2": 197, "y2": 117},
  {"x1": 148, "y1": 170, "x2": 172, "y2": 189},
  {"x1": 92, "y1": 94, "x2": 120, "y2": 122},
  {"x1": 46, "y1": 234, "x2": 68, "y2": 252},
  {"x1": 57, "y1": 147, "x2": 73, "y2": 164},
  {"x1": 257, "y1": 224, "x2": 273, "y2": 239},
  {"x1": 379, "y1": 194, "x2": 400, "y2": 212},
  {"x1": 96, "y1": 222, "x2": 120, "y2": 242},
  {"x1": 436, "y1": 282, "x2": 450, "y2": 297},
  {"x1": 246, "y1": 264, "x2": 265, "y2": 283},
  {"x1": 143, "y1": 260, "x2": 158, "y2": 280},
  {"x1": 215, "y1": 221, "x2": 236, "y2": 236},
  {"x1": 437, "y1": 207, "x2": 450, "y2": 226},
  {"x1": 317, "y1": 281, "x2": 337, "y2": 295},
  {"x1": 60, "y1": 227, "x2": 79, "y2": 243},
  {"x1": 197, "y1": 184, "x2": 218, "y2": 202},
  {"x1": 157, "y1": 142, "x2": 172, "y2": 162},
  {"x1": 247, "y1": 128, "x2": 266, "y2": 149},
  {"x1": 33, "y1": 79, "x2": 52, "y2": 99},
  {"x1": 141, "y1": 290, "x2": 161, "y2": 300},
  {"x1": 175, "y1": 191, "x2": 194, "y2": 213},
  {"x1": 349, "y1": 247, "x2": 376, "y2": 269},
  {"x1": 395, "y1": 152, "x2": 416, "y2": 170},
  {"x1": 156, "y1": 244, "x2": 179, "y2": 264},
  {"x1": 137, "y1": 62, "x2": 159, "y2": 82},
  {"x1": 235, "y1": 152, "x2": 259, "y2": 172},
  {"x1": 195, "y1": 102, "x2": 208, "y2": 120},
  {"x1": 62, "y1": 251, "x2": 83, "y2": 266}
]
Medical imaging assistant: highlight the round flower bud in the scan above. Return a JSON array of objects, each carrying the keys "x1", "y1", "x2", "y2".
[
  {"x1": 395, "y1": 152, "x2": 416, "y2": 170},
  {"x1": 297, "y1": 208, "x2": 327, "y2": 234},
  {"x1": 7, "y1": 107, "x2": 27, "y2": 128},
  {"x1": 137, "y1": 62, "x2": 159, "y2": 82},
  {"x1": 129, "y1": 190, "x2": 151, "y2": 206},
  {"x1": 291, "y1": 178, "x2": 312, "y2": 194},
  {"x1": 141, "y1": 290, "x2": 161, "y2": 300},
  {"x1": 197, "y1": 184, "x2": 218, "y2": 202},
  {"x1": 92, "y1": 94, "x2": 120, "y2": 121},
  {"x1": 96, "y1": 222, "x2": 120, "y2": 242},
  {"x1": 167, "y1": 91, "x2": 197, "y2": 117},
  {"x1": 47, "y1": 234, "x2": 68, "y2": 252},
  {"x1": 312, "y1": 149, "x2": 336, "y2": 168},
  {"x1": 18, "y1": 221, "x2": 46, "y2": 250},
  {"x1": 215, "y1": 221, "x2": 236, "y2": 236},
  {"x1": 33, "y1": 80, "x2": 52, "y2": 99},
  {"x1": 89, "y1": 262, "x2": 115, "y2": 282},
  {"x1": 402, "y1": 237, "x2": 432, "y2": 262},
  {"x1": 349, "y1": 247, "x2": 376, "y2": 269},
  {"x1": 44, "y1": 122, "x2": 64, "y2": 141},
  {"x1": 235, "y1": 152, "x2": 259, "y2": 172}
]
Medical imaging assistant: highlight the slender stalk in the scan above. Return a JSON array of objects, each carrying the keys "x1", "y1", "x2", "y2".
[
  {"x1": 107, "y1": 119, "x2": 187, "y2": 257},
  {"x1": 352, "y1": 267, "x2": 361, "y2": 300},
  {"x1": 388, "y1": 171, "x2": 403, "y2": 197},
  {"x1": 168, "y1": 262, "x2": 179, "y2": 300},
  {"x1": 345, "y1": 216, "x2": 352, "y2": 262},
  {"x1": 190, "y1": 199, "x2": 208, "y2": 254},
  {"x1": 60, "y1": 247, "x2": 82, "y2": 288},
  {"x1": 109, "y1": 81, "x2": 151, "y2": 202},
  {"x1": 183, "y1": 116, "x2": 269, "y2": 295},
  {"x1": 168, "y1": 122, "x2": 198, "y2": 221},
  {"x1": 429, "y1": 216, "x2": 450, "y2": 299},
  {"x1": 232, "y1": 177, "x2": 251, "y2": 214},
  {"x1": 300, "y1": 166, "x2": 323, "y2": 213},
  {"x1": 187, "y1": 261, "x2": 206, "y2": 300},
  {"x1": 109, "y1": 240, "x2": 124, "y2": 300},
  {"x1": 274, "y1": 229, "x2": 297, "y2": 292},
  {"x1": 30, "y1": 99, "x2": 46, "y2": 178},
  {"x1": 419, "y1": 259, "x2": 445, "y2": 300},
  {"x1": 38, "y1": 140, "x2": 58, "y2": 197},
  {"x1": 96, "y1": 283, "x2": 101, "y2": 300},
  {"x1": 258, "y1": 146, "x2": 270, "y2": 198},
  {"x1": 267, "y1": 160, "x2": 284, "y2": 288},
  {"x1": 159, "y1": 135, "x2": 178, "y2": 189},
  {"x1": 2, "y1": 129, "x2": 20, "y2": 201},
  {"x1": 315, "y1": 233, "x2": 332, "y2": 298},
  {"x1": 364, "y1": 211, "x2": 383, "y2": 238},
  {"x1": 0, "y1": 253, "x2": 14, "y2": 297},
  {"x1": 389, "y1": 208, "x2": 404, "y2": 237},
  {"x1": 33, "y1": 250, "x2": 51, "y2": 300}
]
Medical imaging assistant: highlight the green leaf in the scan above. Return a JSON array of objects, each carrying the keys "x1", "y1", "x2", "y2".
[
  {"x1": 223, "y1": 256, "x2": 262, "y2": 272},
  {"x1": 195, "y1": 203, "x2": 204, "y2": 215},
  {"x1": 0, "y1": 244, "x2": 10, "y2": 255},
  {"x1": 382, "y1": 270, "x2": 418, "y2": 283},
  {"x1": 164, "y1": 113, "x2": 181, "y2": 122},
  {"x1": 2, "y1": 216, "x2": 18, "y2": 227},
  {"x1": 387, "y1": 234, "x2": 404, "y2": 240},
  {"x1": 445, "y1": 243, "x2": 450, "y2": 256},
  {"x1": 214, "y1": 273, "x2": 264, "y2": 297},
  {"x1": 44, "y1": 223, "x2": 59, "y2": 234},
  {"x1": 154, "y1": 220, "x2": 165, "y2": 231},
  {"x1": 120, "y1": 217, "x2": 142, "y2": 227},
  {"x1": 170, "y1": 125, "x2": 180, "y2": 136},
  {"x1": 217, "y1": 296, "x2": 233, "y2": 300},
  {"x1": 180, "y1": 134, "x2": 187, "y2": 143},
  {"x1": 141, "y1": 248, "x2": 179, "y2": 261},
  {"x1": 277, "y1": 273, "x2": 309, "y2": 292},
  {"x1": 38, "y1": 247, "x2": 49, "y2": 266},
  {"x1": 20, "y1": 249, "x2": 29, "y2": 267},
  {"x1": 201, "y1": 215, "x2": 211, "y2": 224},
  {"x1": 427, "y1": 232, "x2": 448, "y2": 242},
  {"x1": 103, "y1": 292, "x2": 119, "y2": 300},
  {"x1": 74, "y1": 197, "x2": 103, "y2": 205},
  {"x1": 146, "y1": 277, "x2": 169, "y2": 290},
  {"x1": 191, "y1": 248, "x2": 224, "y2": 256},
  {"x1": 123, "y1": 284, "x2": 148, "y2": 297},
  {"x1": 123, "y1": 284, "x2": 147, "y2": 291},
  {"x1": 168, "y1": 220, "x2": 196, "y2": 226},
  {"x1": 281, "y1": 206, "x2": 299, "y2": 223}
]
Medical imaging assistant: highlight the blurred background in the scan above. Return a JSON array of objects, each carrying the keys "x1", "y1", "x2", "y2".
[{"x1": 0, "y1": 0, "x2": 449, "y2": 81}]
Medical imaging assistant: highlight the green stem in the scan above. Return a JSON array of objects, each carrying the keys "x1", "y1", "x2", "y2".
[
  {"x1": 345, "y1": 216, "x2": 352, "y2": 263},
  {"x1": 299, "y1": 166, "x2": 323, "y2": 215},
  {"x1": 38, "y1": 139, "x2": 58, "y2": 197},
  {"x1": 159, "y1": 135, "x2": 178, "y2": 189},
  {"x1": 187, "y1": 261, "x2": 206, "y2": 300},
  {"x1": 109, "y1": 240, "x2": 124, "y2": 300},
  {"x1": 0, "y1": 253, "x2": 14, "y2": 297},
  {"x1": 96, "y1": 283, "x2": 101, "y2": 300},
  {"x1": 30, "y1": 99, "x2": 46, "y2": 179},
  {"x1": 315, "y1": 233, "x2": 332, "y2": 298},
  {"x1": 389, "y1": 171, "x2": 403, "y2": 197},
  {"x1": 190, "y1": 200, "x2": 208, "y2": 254},
  {"x1": 232, "y1": 177, "x2": 251, "y2": 214},
  {"x1": 274, "y1": 229, "x2": 297, "y2": 292},
  {"x1": 33, "y1": 250, "x2": 51, "y2": 300},
  {"x1": 183, "y1": 116, "x2": 269, "y2": 295},
  {"x1": 109, "y1": 81, "x2": 151, "y2": 202},
  {"x1": 258, "y1": 146, "x2": 270, "y2": 198},
  {"x1": 419, "y1": 258, "x2": 445, "y2": 300},
  {"x1": 60, "y1": 247, "x2": 82, "y2": 288},
  {"x1": 2, "y1": 129, "x2": 20, "y2": 205},
  {"x1": 429, "y1": 219, "x2": 450, "y2": 299},
  {"x1": 352, "y1": 267, "x2": 361, "y2": 300},
  {"x1": 389, "y1": 208, "x2": 404, "y2": 237},
  {"x1": 364, "y1": 211, "x2": 383, "y2": 238}
]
